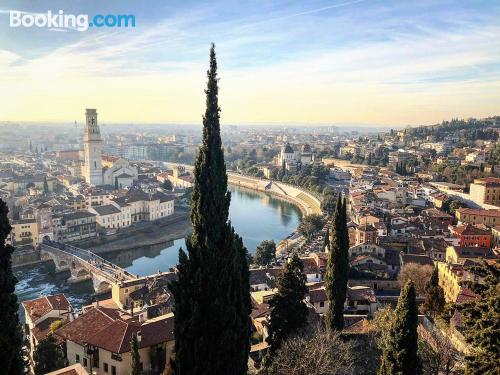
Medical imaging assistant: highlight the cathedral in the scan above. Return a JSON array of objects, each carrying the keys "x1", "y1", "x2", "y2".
[{"x1": 83, "y1": 109, "x2": 138, "y2": 187}]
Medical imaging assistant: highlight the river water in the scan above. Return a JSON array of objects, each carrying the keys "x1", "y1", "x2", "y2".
[{"x1": 15, "y1": 185, "x2": 301, "y2": 319}]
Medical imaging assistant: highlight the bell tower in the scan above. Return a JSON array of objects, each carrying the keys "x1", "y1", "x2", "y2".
[{"x1": 83, "y1": 109, "x2": 103, "y2": 186}]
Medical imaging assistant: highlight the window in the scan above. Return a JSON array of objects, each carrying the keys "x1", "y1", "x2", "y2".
[
  {"x1": 319, "y1": 301, "x2": 324, "y2": 307},
  {"x1": 76, "y1": 354, "x2": 80, "y2": 363},
  {"x1": 83, "y1": 358, "x2": 88, "y2": 367},
  {"x1": 111, "y1": 365, "x2": 117, "y2": 375},
  {"x1": 104, "y1": 363, "x2": 109, "y2": 373}
]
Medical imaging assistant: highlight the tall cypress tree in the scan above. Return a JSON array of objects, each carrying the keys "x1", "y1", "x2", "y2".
[
  {"x1": 0, "y1": 198, "x2": 25, "y2": 374},
  {"x1": 422, "y1": 266, "x2": 445, "y2": 318},
  {"x1": 266, "y1": 254, "x2": 308, "y2": 355},
  {"x1": 378, "y1": 280, "x2": 419, "y2": 375},
  {"x1": 325, "y1": 195, "x2": 349, "y2": 331},
  {"x1": 130, "y1": 335, "x2": 142, "y2": 375},
  {"x1": 169, "y1": 44, "x2": 251, "y2": 375},
  {"x1": 43, "y1": 177, "x2": 49, "y2": 194},
  {"x1": 323, "y1": 228, "x2": 330, "y2": 251}
]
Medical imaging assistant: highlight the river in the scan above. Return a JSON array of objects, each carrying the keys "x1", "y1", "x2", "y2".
[{"x1": 15, "y1": 185, "x2": 302, "y2": 319}]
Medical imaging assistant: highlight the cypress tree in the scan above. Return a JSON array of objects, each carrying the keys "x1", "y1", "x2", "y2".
[
  {"x1": 43, "y1": 177, "x2": 49, "y2": 194},
  {"x1": 457, "y1": 262, "x2": 500, "y2": 375},
  {"x1": 325, "y1": 195, "x2": 349, "y2": 331},
  {"x1": 266, "y1": 254, "x2": 308, "y2": 355},
  {"x1": 422, "y1": 266, "x2": 445, "y2": 318},
  {"x1": 0, "y1": 198, "x2": 25, "y2": 374},
  {"x1": 378, "y1": 280, "x2": 419, "y2": 375},
  {"x1": 130, "y1": 334, "x2": 142, "y2": 375},
  {"x1": 169, "y1": 44, "x2": 251, "y2": 375},
  {"x1": 323, "y1": 228, "x2": 330, "y2": 251}
]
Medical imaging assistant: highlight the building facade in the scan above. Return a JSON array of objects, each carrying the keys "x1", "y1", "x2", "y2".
[{"x1": 83, "y1": 109, "x2": 104, "y2": 186}]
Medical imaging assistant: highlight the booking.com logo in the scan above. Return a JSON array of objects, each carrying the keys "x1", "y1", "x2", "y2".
[{"x1": 9, "y1": 10, "x2": 135, "y2": 31}]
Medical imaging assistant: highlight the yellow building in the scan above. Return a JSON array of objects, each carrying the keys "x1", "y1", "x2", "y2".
[
  {"x1": 10, "y1": 219, "x2": 39, "y2": 247},
  {"x1": 437, "y1": 262, "x2": 465, "y2": 302},
  {"x1": 445, "y1": 245, "x2": 491, "y2": 264},
  {"x1": 455, "y1": 207, "x2": 500, "y2": 227},
  {"x1": 469, "y1": 177, "x2": 500, "y2": 207}
]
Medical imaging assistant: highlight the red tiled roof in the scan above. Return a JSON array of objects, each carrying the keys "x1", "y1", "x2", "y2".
[
  {"x1": 307, "y1": 287, "x2": 327, "y2": 304},
  {"x1": 473, "y1": 177, "x2": 500, "y2": 186},
  {"x1": 32, "y1": 317, "x2": 64, "y2": 342},
  {"x1": 456, "y1": 286, "x2": 479, "y2": 304},
  {"x1": 22, "y1": 294, "x2": 70, "y2": 322},
  {"x1": 56, "y1": 307, "x2": 175, "y2": 354},
  {"x1": 55, "y1": 307, "x2": 115, "y2": 345},
  {"x1": 452, "y1": 224, "x2": 491, "y2": 236},
  {"x1": 457, "y1": 208, "x2": 500, "y2": 218}
]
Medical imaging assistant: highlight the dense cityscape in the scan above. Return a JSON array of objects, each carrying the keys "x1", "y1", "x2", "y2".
[
  {"x1": 2, "y1": 1, "x2": 500, "y2": 375},
  {"x1": 1, "y1": 52, "x2": 499, "y2": 373}
]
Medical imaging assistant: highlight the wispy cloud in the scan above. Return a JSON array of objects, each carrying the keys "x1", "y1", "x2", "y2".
[{"x1": 0, "y1": 0, "x2": 499, "y2": 124}]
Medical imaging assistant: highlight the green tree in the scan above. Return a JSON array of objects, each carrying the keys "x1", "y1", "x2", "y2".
[
  {"x1": 162, "y1": 179, "x2": 173, "y2": 191},
  {"x1": 378, "y1": 280, "x2": 419, "y2": 375},
  {"x1": 130, "y1": 334, "x2": 142, "y2": 375},
  {"x1": 254, "y1": 240, "x2": 276, "y2": 266},
  {"x1": 266, "y1": 254, "x2": 308, "y2": 356},
  {"x1": 457, "y1": 262, "x2": 500, "y2": 375},
  {"x1": 325, "y1": 196, "x2": 349, "y2": 331},
  {"x1": 0, "y1": 198, "x2": 25, "y2": 375},
  {"x1": 169, "y1": 44, "x2": 251, "y2": 375},
  {"x1": 422, "y1": 267, "x2": 445, "y2": 318},
  {"x1": 297, "y1": 214, "x2": 326, "y2": 239},
  {"x1": 33, "y1": 335, "x2": 66, "y2": 375},
  {"x1": 43, "y1": 177, "x2": 49, "y2": 194},
  {"x1": 323, "y1": 228, "x2": 330, "y2": 251},
  {"x1": 321, "y1": 192, "x2": 337, "y2": 217}
]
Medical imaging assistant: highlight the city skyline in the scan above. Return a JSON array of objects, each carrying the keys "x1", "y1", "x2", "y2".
[{"x1": 1, "y1": 0, "x2": 500, "y2": 125}]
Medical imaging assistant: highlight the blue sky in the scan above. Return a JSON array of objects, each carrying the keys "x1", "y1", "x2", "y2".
[{"x1": 0, "y1": 0, "x2": 499, "y2": 124}]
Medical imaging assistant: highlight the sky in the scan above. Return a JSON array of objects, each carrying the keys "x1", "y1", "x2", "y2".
[{"x1": 0, "y1": 0, "x2": 499, "y2": 126}]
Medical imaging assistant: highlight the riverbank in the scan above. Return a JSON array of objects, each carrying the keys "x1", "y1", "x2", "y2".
[
  {"x1": 78, "y1": 211, "x2": 191, "y2": 254},
  {"x1": 12, "y1": 211, "x2": 192, "y2": 267},
  {"x1": 227, "y1": 173, "x2": 322, "y2": 216},
  {"x1": 164, "y1": 162, "x2": 322, "y2": 216}
]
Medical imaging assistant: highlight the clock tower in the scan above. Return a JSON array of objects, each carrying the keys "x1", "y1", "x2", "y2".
[{"x1": 83, "y1": 109, "x2": 103, "y2": 186}]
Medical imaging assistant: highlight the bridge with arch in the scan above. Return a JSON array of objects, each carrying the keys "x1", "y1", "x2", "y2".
[{"x1": 41, "y1": 240, "x2": 138, "y2": 294}]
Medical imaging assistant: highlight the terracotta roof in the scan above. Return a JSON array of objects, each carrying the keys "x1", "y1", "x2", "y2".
[
  {"x1": 56, "y1": 307, "x2": 174, "y2": 354},
  {"x1": 473, "y1": 177, "x2": 500, "y2": 186},
  {"x1": 400, "y1": 253, "x2": 434, "y2": 266},
  {"x1": 452, "y1": 224, "x2": 491, "y2": 236},
  {"x1": 249, "y1": 268, "x2": 283, "y2": 286},
  {"x1": 55, "y1": 307, "x2": 115, "y2": 345},
  {"x1": 300, "y1": 257, "x2": 321, "y2": 275},
  {"x1": 457, "y1": 208, "x2": 500, "y2": 218},
  {"x1": 22, "y1": 294, "x2": 71, "y2": 322},
  {"x1": 456, "y1": 286, "x2": 479, "y2": 304},
  {"x1": 32, "y1": 317, "x2": 63, "y2": 342},
  {"x1": 46, "y1": 363, "x2": 89, "y2": 375},
  {"x1": 451, "y1": 246, "x2": 492, "y2": 258},
  {"x1": 347, "y1": 286, "x2": 377, "y2": 304},
  {"x1": 308, "y1": 287, "x2": 327, "y2": 304}
]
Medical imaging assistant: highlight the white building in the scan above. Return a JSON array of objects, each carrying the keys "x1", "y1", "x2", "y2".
[
  {"x1": 83, "y1": 109, "x2": 138, "y2": 187},
  {"x1": 83, "y1": 109, "x2": 104, "y2": 186},
  {"x1": 89, "y1": 189, "x2": 175, "y2": 231}
]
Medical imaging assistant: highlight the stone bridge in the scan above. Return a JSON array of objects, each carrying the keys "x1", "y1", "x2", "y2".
[{"x1": 41, "y1": 240, "x2": 138, "y2": 294}]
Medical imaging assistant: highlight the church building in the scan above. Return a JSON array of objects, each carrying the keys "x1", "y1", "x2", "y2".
[{"x1": 83, "y1": 109, "x2": 138, "y2": 187}]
